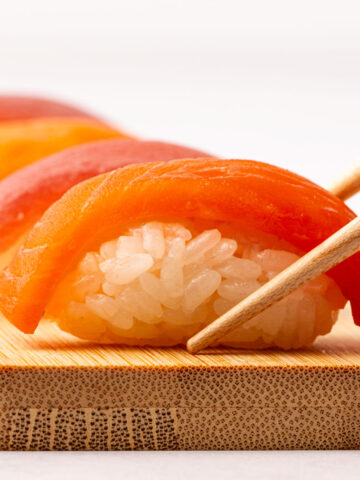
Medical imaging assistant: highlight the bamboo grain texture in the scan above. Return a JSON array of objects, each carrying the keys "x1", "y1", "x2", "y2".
[
  {"x1": 0, "y1": 308, "x2": 360, "y2": 450},
  {"x1": 0, "y1": 308, "x2": 358, "y2": 368}
]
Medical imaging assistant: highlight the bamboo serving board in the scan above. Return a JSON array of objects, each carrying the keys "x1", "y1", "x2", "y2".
[{"x1": 0, "y1": 308, "x2": 359, "y2": 450}]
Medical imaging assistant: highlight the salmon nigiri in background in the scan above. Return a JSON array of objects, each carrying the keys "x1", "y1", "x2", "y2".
[{"x1": 0, "y1": 139, "x2": 210, "y2": 256}]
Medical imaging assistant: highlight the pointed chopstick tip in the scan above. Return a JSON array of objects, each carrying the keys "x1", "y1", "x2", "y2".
[{"x1": 186, "y1": 216, "x2": 360, "y2": 354}]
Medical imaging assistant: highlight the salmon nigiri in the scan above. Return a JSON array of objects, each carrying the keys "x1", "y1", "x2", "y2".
[
  {"x1": 0, "y1": 139, "x2": 209, "y2": 255},
  {"x1": 0, "y1": 117, "x2": 129, "y2": 180},
  {"x1": 0, "y1": 158, "x2": 358, "y2": 349},
  {"x1": 0, "y1": 95, "x2": 102, "y2": 123}
]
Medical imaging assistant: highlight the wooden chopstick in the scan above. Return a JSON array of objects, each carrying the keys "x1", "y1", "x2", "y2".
[
  {"x1": 186, "y1": 216, "x2": 360, "y2": 354},
  {"x1": 186, "y1": 163, "x2": 360, "y2": 353},
  {"x1": 329, "y1": 164, "x2": 360, "y2": 201}
]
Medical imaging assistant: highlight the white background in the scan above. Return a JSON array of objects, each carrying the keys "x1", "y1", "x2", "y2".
[{"x1": 0, "y1": 0, "x2": 359, "y2": 478}]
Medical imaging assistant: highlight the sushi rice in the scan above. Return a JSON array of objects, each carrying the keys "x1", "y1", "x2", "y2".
[{"x1": 54, "y1": 220, "x2": 347, "y2": 349}]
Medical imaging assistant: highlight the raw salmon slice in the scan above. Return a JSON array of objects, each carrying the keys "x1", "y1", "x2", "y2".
[
  {"x1": 0, "y1": 95, "x2": 103, "y2": 123},
  {"x1": 0, "y1": 117, "x2": 129, "y2": 180},
  {"x1": 0, "y1": 139, "x2": 209, "y2": 253}
]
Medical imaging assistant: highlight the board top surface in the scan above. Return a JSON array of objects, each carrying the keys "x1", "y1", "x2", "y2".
[{"x1": 0, "y1": 309, "x2": 359, "y2": 369}]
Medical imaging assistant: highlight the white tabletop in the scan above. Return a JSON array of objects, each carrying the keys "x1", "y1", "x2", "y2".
[
  {"x1": 1, "y1": 451, "x2": 360, "y2": 480},
  {"x1": 0, "y1": 0, "x2": 359, "y2": 475}
]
